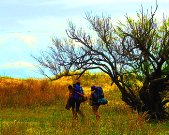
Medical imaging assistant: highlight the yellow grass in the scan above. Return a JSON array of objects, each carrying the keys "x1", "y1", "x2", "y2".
[
  {"x1": 0, "y1": 73, "x2": 112, "y2": 108},
  {"x1": 0, "y1": 74, "x2": 169, "y2": 134}
]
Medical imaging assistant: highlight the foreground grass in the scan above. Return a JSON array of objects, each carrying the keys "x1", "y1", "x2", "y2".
[{"x1": 1, "y1": 95, "x2": 169, "y2": 135}]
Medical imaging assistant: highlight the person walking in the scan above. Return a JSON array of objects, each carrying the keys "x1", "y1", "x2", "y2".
[
  {"x1": 65, "y1": 82, "x2": 86, "y2": 120},
  {"x1": 90, "y1": 85, "x2": 108, "y2": 120},
  {"x1": 65, "y1": 85, "x2": 76, "y2": 118},
  {"x1": 90, "y1": 85, "x2": 101, "y2": 120},
  {"x1": 72, "y1": 82, "x2": 85, "y2": 120}
]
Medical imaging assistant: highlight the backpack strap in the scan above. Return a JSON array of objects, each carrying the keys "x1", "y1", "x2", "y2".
[{"x1": 74, "y1": 91, "x2": 84, "y2": 97}]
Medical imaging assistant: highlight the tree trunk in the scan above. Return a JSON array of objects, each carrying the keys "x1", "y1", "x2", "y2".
[
  {"x1": 139, "y1": 78, "x2": 169, "y2": 120},
  {"x1": 115, "y1": 75, "x2": 169, "y2": 121},
  {"x1": 115, "y1": 80, "x2": 142, "y2": 112}
]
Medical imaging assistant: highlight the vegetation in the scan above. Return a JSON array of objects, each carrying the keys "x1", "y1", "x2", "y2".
[
  {"x1": 0, "y1": 73, "x2": 169, "y2": 135},
  {"x1": 0, "y1": 74, "x2": 169, "y2": 134},
  {"x1": 0, "y1": 72, "x2": 111, "y2": 108},
  {"x1": 34, "y1": 4, "x2": 169, "y2": 121}
]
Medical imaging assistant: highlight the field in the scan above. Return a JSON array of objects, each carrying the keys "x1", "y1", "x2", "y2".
[{"x1": 0, "y1": 73, "x2": 169, "y2": 135}]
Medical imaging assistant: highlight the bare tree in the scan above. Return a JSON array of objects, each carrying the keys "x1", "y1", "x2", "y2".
[{"x1": 34, "y1": 4, "x2": 169, "y2": 121}]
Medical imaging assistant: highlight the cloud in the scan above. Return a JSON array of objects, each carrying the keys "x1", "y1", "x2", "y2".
[
  {"x1": 37, "y1": 0, "x2": 122, "y2": 9},
  {"x1": 0, "y1": 33, "x2": 38, "y2": 49},
  {"x1": 18, "y1": 17, "x2": 59, "y2": 30},
  {"x1": 17, "y1": 16, "x2": 70, "y2": 38},
  {"x1": 0, "y1": 36, "x2": 7, "y2": 46},
  {"x1": 0, "y1": 34, "x2": 17, "y2": 47},
  {"x1": 36, "y1": 0, "x2": 169, "y2": 9},
  {"x1": 0, "y1": 61, "x2": 36, "y2": 69},
  {"x1": 14, "y1": 33, "x2": 38, "y2": 49}
]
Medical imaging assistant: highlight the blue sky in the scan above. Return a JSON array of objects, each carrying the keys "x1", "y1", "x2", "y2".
[{"x1": 0, "y1": 0, "x2": 168, "y2": 78}]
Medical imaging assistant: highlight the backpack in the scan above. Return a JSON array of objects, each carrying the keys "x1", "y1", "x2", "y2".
[
  {"x1": 95, "y1": 87, "x2": 104, "y2": 99},
  {"x1": 73, "y1": 84, "x2": 87, "y2": 102},
  {"x1": 93, "y1": 87, "x2": 108, "y2": 105},
  {"x1": 73, "y1": 84, "x2": 80, "y2": 99}
]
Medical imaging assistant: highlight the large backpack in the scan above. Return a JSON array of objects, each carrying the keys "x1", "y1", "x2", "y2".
[
  {"x1": 95, "y1": 87, "x2": 104, "y2": 99},
  {"x1": 94, "y1": 87, "x2": 108, "y2": 105},
  {"x1": 73, "y1": 84, "x2": 87, "y2": 102},
  {"x1": 73, "y1": 84, "x2": 81, "y2": 99}
]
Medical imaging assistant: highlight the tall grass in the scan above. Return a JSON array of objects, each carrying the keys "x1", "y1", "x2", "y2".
[
  {"x1": 0, "y1": 77, "x2": 67, "y2": 108},
  {"x1": 0, "y1": 74, "x2": 169, "y2": 134},
  {"x1": 0, "y1": 72, "x2": 111, "y2": 108}
]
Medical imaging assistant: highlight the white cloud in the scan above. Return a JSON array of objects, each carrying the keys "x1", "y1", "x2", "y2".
[
  {"x1": 18, "y1": 16, "x2": 67, "y2": 32},
  {"x1": 14, "y1": 33, "x2": 38, "y2": 49},
  {"x1": 0, "y1": 36, "x2": 7, "y2": 46},
  {"x1": 37, "y1": 0, "x2": 128, "y2": 9},
  {"x1": 0, "y1": 61, "x2": 36, "y2": 69},
  {"x1": 36, "y1": 0, "x2": 169, "y2": 8},
  {"x1": 0, "y1": 34, "x2": 17, "y2": 47},
  {"x1": 17, "y1": 16, "x2": 77, "y2": 39},
  {"x1": 0, "y1": 33, "x2": 39, "y2": 50}
]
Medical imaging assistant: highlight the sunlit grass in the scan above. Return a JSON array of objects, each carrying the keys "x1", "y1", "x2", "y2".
[
  {"x1": 1, "y1": 100, "x2": 169, "y2": 134},
  {"x1": 0, "y1": 74, "x2": 169, "y2": 134}
]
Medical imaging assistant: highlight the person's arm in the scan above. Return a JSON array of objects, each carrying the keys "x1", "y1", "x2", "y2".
[{"x1": 74, "y1": 91, "x2": 84, "y2": 97}]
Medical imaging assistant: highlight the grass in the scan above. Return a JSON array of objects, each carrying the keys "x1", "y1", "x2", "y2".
[
  {"x1": 1, "y1": 100, "x2": 169, "y2": 134},
  {"x1": 0, "y1": 74, "x2": 169, "y2": 134}
]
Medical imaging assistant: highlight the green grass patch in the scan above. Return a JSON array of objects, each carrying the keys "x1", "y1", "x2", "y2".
[{"x1": 1, "y1": 97, "x2": 169, "y2": 135}]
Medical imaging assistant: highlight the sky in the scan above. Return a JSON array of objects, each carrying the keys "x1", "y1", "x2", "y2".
[{"x1": 0, "y1": 0, "x2": 169, "y2": 78}]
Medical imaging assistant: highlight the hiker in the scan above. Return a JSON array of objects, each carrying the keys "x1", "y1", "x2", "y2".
[
  {"x1": 65, "y1": 85, "x2": 76, "y2": 118},
  {"x1": 72, "y1": 82, "x2": 86, "y2": 119},
  {"x1": 90, "y1": 86, "x2": 100, "y2": 120},
  {"x1": 90, "y1": 86, "x2": 108, "y2": 120}
]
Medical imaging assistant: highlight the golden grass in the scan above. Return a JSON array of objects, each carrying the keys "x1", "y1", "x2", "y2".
[
  {"x1": 0, "y1": 77, "x2": 66, "y2": 108},
  {"x1": 0, "y1": 74, "x2": 169, "y2": 134},
  {"x1": 0, "y1": 73, "x2": 112, "y2": 108},
  {"x1": 1, "y1": 99, "x2": 169, "y2": 134}
]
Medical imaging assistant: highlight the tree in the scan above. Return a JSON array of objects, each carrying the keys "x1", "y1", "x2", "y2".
[{"x1": 34, "y1": 4, "x2": 169, "y2": 121}]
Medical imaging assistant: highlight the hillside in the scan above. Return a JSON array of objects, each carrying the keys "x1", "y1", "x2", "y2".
[{"x1": 0, "y1": 73, "x2": 114, "y2": 108}]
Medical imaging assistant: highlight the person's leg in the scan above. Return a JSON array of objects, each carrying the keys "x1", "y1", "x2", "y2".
[
  {"x1": 72, "y1": 108, "x2": 78, "y2": 119},
  {"x1": 72, "y1": 100, "x2": 77, "y2": 119},
  {"x1": 76, "y1": 101, "x2": 84, "y2": 119},
  {"x1": 92, "y1": 105, "x2": 100, "y2": 120}
]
